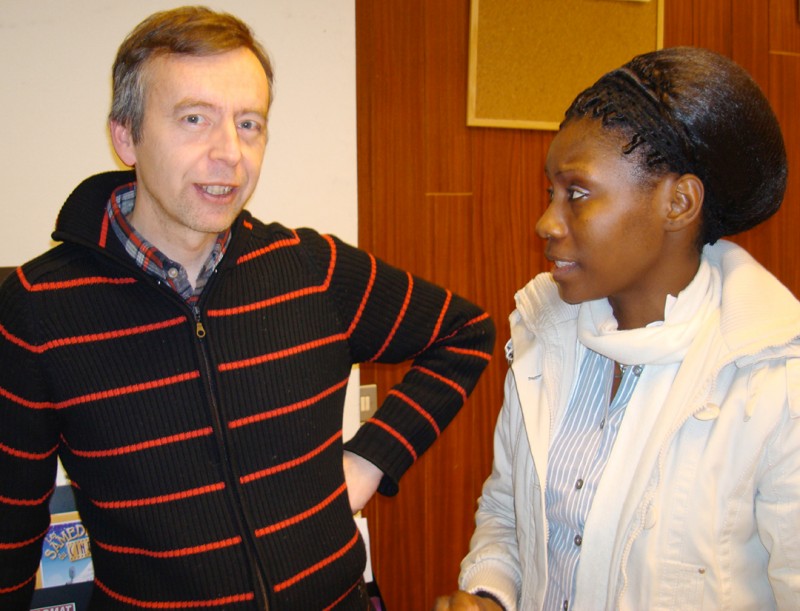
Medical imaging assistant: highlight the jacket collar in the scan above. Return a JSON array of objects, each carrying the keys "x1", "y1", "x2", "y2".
[
  {"x1": 50, "y1": 171, "x2": 256, "y2": 275},
  {"x1": 53, "y1": 170, "x2": 136, "y2": 248}
]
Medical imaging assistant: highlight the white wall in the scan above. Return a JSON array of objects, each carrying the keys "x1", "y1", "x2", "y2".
[{"x1": 0, "y1": 1, "x2": 360, "y2": 437}]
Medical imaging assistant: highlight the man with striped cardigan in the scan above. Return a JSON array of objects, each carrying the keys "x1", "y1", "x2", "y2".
[{"x1": 0, "y1": 7, "x2": 495, "y2": 610}]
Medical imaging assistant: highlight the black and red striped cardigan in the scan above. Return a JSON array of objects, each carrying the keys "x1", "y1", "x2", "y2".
[{"x1": 0, "y1": 171, "x2": 495, "y2": 610}]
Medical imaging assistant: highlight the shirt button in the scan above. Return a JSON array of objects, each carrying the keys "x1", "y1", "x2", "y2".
[
  {"x1": 167, "y1": 267, "x2": 179, "y2": 279},
  {"x1": 599, "y1": 418, "x2": 605, "y2": 430},
  {"x1": 563, "y1": 600, "x2": 569, "y2": 610},
  {"x1": 574, "y1": 534, "x2": 582, "y2": 546},
  {"x1": 575, "y1": 479, "x2": 584, "y2": 490}
]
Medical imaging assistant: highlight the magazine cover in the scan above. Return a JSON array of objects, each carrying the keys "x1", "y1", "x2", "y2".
[{"x1": 36, "y1": 511, "x2": 94, "y2": 589}]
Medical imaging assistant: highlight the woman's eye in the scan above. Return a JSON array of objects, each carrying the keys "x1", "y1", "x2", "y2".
[{"x1": 567, "y1": 188, "x2": 588, "y2": 201}]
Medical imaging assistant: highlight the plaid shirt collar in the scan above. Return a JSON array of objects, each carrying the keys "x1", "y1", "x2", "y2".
[{"x1": 106, "y1": 183, "x2": 230, "y2": 305}]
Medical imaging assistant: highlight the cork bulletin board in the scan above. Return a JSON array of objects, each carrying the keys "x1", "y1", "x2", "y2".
[{"x1": 468, "y1": 0, "x2": 664, "y2": 130}]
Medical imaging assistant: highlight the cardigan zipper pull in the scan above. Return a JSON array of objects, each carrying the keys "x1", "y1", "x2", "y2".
[{"x1": 193, "y1": 307, "x2": 207, "y2": 339}]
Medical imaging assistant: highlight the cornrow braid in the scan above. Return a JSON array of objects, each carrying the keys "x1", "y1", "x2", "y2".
[{"x1": 564, "y1": 68, "x2": 694, "y2": 175}]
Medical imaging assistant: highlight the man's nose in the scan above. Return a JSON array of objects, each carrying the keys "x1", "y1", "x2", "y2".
[{"x1": 210, "y1": 121, "x2": 243, "y2": 165}]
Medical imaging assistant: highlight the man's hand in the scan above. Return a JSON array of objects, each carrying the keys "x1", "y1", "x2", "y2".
[
  {"x1": 432, "y1": 591, "x2": 503, "y2": 611},
  {"x1": 342, "y1": 450, "x2": 383, "y2": 513}
]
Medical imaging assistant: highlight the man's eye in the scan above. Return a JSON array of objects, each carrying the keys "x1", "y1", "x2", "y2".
[{"x1": 239, "y1": 119, "x2": 264, "y2": 133}]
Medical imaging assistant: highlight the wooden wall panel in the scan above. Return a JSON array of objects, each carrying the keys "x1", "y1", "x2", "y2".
[
  {"x1": 693, "y1": 0, "x2": 733, "y2": 54},
  {"x1": 357, "y1": 1, "x2": 800, "y2": 609},
  {"x1": 424, "y1": 3, "x2": 473, "y2": 195},
  {"x1": 663, "y1": 0, "x2": 696, "y2": 46},
  {"x1": 731, "y1": 0, "x2": 771, "y2": 91},
  {"x1": 356, "y1": 2, "x2": 427, "y2": 279},
  {"x1": 770, "y1": 0, "x2": 800, "y2": 53},
  {"x1": 734, "y1": 5, "x2": 800, "y2": 291}
]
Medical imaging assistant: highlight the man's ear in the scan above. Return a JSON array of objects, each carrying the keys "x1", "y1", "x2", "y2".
[
  {"x1": 109, "y1": 120, "x2": 137, "y2": 167},
  {"x1": 665, "y1": 173, "x2": 704, "y2": 233}
]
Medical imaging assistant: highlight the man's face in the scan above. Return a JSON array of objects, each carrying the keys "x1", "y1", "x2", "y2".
[{"x1": 110, "y1": 47, "x2": 269, "y2": 252}]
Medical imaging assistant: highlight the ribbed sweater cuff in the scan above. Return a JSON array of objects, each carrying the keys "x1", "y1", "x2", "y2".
[
  {"x1": 460, "y1": 561, "x2": 519, "y2": 611},
  {"x1": 343, "y1": 429, "x2": 404, "y2": 496}
]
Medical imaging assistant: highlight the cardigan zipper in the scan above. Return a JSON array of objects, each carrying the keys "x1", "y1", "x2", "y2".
[
  {"x1": 192, "y1": 305, "x2": 271, "y2": 609},
  {"x1": 74, "y1": 218, "x2": 272, "y2": 606}
]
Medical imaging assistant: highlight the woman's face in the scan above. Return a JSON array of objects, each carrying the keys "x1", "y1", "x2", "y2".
[{"x1": 537, "y1": 118, "x2": 678, "y2": 322}]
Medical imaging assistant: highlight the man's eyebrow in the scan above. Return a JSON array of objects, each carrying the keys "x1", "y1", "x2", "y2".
[
  {"x1": 173, "y1": 98, "x2": 267, "y2": 117},
  {"x1": 173, "y1": 98, "x2": 215, "y2": 112}
]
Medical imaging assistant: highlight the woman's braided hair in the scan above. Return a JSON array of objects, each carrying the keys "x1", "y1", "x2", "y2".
[{"x1": 563, "y1": 47, "x2": 787, "y2": 246}]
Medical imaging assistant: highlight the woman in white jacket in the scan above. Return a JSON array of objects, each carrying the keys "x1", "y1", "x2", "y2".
[{"x1": 435, "y1": 47, "x2": 800, "y2": 611}]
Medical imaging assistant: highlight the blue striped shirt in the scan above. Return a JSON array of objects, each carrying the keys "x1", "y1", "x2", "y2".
[{"x1": 543, "y1": 348, "x2": 643, "y2": 611}]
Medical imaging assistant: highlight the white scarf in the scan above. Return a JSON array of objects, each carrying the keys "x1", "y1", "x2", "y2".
[
  {"x1": 576, "y1": 258, "x2": 721, "y2": 366},
  {"x1": 571, "y1": 257, "x2": 722, "y2": 609}
]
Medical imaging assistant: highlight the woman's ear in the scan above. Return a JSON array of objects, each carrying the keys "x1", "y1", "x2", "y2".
[{"x1": 665, "y1": 173, "x2": 704, "y2": 233}]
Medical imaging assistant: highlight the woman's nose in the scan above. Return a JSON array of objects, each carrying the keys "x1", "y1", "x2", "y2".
[{"x1": 535, "y1": 202, "x2": 565, "y2": 240}]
